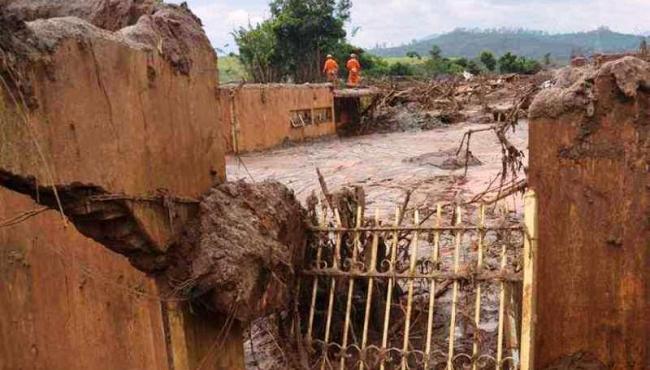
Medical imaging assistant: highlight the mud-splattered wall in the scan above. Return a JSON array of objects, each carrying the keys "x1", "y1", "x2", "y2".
[
  {"x1": 0, "y1": 190, "x2": 245, "y2": 370},
  {"x1": 219, "y1": 84, "x2": 336, "y2": 153},
  {"x1": 528, "y1": 57, "x2": 649, "y2": 369},
  {"x1": 0, "y1": 3, "x2": 244, "y2": 369},
  {"x1": 0, "y1": 190, "x2": 170, "y2": 369}
]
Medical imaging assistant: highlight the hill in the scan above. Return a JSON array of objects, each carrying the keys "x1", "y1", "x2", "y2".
[{"x1": 371, "y1": 28, "x2": 645, "y2": 60}]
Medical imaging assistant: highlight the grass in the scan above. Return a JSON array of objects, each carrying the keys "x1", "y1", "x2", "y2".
[
  {"x1": 218, "y1": 56, "x2": 248, "y2": 83},
  {"x1": 383, "y1": 56, "x2": 426, "y2": 66}
]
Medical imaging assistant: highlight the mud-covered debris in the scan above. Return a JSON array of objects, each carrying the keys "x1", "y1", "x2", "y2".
[
  {"x1": 4, "y1": 0, "x2": 157, "y2": 32},
  {"x1": 405, "y1": 148, "x2": 482, "y2": 170},
  {"x1": 1, "y1": 0, "x2": 211, "y2": 77},
  {"x1": 167, "y1": 180, "x2": 308, "y2": 322},
  {"x1": 530, "y1": 56, "x2": 650, "y2": 119},
  {"x1": 600, "y1": 56, "x2": 650, "y2": 98}
]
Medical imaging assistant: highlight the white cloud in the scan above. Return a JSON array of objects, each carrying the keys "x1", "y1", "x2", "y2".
[
  {"x1": 168, "y1": 1, "x2": 268, "y2": 52},
  {"x1": 174, "y1": 0, "x2": 648, "y2": 51},
  {"x1": 346, "y1": 0, "x2": 648, "y2": 48}
]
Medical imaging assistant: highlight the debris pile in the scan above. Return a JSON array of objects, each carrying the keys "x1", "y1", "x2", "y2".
[
  {"x1": 356, "y1": 74, "x2": 545, "y2": 135},
  {"x1": 405, "y1": 148, "x2": 482, "y2": 170}
]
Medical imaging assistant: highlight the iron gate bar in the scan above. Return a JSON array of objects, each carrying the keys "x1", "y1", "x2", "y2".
[
  {"x1": 302, "y1": 270, "x2": 523, "y2": 282},
  {"x1": 309, "y1": 226, "x2": 522, "y2": 232},
  {"x1": 303, "y1": 195, "x2": 536, "y2": 370}
]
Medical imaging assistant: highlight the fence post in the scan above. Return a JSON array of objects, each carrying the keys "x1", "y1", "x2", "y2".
[
  {"x1": 163, "y1": 301, "x2": 191, "y2": 370},
  {"x1": 520, "y1": 190, "x2": 538, "y2": 370}
]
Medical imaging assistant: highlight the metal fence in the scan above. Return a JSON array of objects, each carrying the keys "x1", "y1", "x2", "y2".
[{"x1": 301, "y1": 192, "x2": 537, "y2": 370}]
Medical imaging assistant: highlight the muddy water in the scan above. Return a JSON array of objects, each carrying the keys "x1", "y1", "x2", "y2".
[{"x1": 227, "y1": 121, "x2": 529, "y2": 213}]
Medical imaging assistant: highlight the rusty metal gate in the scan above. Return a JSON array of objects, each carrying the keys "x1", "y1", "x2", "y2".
[{"x1": 301, "y1": 192, "x2": 537, "y2": 370}]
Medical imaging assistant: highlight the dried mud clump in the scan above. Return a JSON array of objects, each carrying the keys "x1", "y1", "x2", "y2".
[
  {"x1": 0, "y1": 168, "x2": 309, "y2": 322},
  {"x1": 167, "y1": 180, "x2": 308, "y2": 322},
  {"x1": 4, "y1": 0, "x2": 159, "y2": 32},
  {"x1": 1, "y1": 0, "x2": 211, "y2": 82},
  {"x1": 530, "y1": 56, "x2": 650, "y2": 120}
]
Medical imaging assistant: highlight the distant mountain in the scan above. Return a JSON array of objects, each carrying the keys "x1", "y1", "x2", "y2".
[
  {"x1": 420, "y1": 33, "x2": 440, "y2": 41},
  {"x1": 371, "y1": 28, "x2": 646, "y2": 60}
]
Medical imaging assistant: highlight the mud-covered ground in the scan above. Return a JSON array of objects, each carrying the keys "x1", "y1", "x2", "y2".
[
  {"x1": 227, "y1": 120, "x2": 529, "y2": 214},
  {"x1": 228, "y1": 117, "x2": 529, "y2": 370}
]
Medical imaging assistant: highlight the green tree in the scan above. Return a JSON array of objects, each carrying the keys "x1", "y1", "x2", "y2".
[
  {"x1": 498, "y1": 52, "x2": 518, "y2": 73},
  {"x1": 269, "y1": 0, "x2": 351, "y2": 82},
  {"x1": 388, "y1": 62, "x2": 414, "y2": 76},
  {"x1": 234, "y1": 0, "x2": 352, "y2": 83},
  {"x1": 406, "y1": 51, "x2": 421, "y2": 59},
  {"x1": 429, "y1": 45, "x2": 442, "y2": 60},
  {"x1": 454, "y1": 57, "x2": 468, "y2": 68},
  {"x1": 423, "y1": 58, "x2": 462, "y2": 76},
  {"x1": 466, "y1": 60, "x2": 482, "y2": 75},
  {"x1": 479, "y1": 50, "x2": 496, "y2": 72},
  {"x1": 498, "y1": 52, "x2": 541, "y2": 74},
  {"x1": 543, "y1": 52, "x2": 552, "y2": 66},
  {"x1": 233, "y1": 21, "x2": 283, "y2": 83}
]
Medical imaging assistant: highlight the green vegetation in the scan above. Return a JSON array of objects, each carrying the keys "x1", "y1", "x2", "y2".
[
  {"x1": 405, "y1": 51, "x2": 421, "y2": 60},
  {"x1": 233, "y1": 0, "x2": 351, "y2": 83},
  {"x1": 220, "y1": 45, "x2": 545, "y2": 82},
  {"x1": 497, "y1": 52, "x2": 542, "y2": 74},
  {"x1": 479, "y1": 51, "x2": 497, "y2": 72},
  {"x1": 219, "y1": 55, "x2": 249, "y2": 82},
  {"x1": 233, "y1": 20, "x2": 281, "y2": 82},
  {"x1": 359, "y1": 45, "x2": 541, "y2": 77},
  {"x1": 373, "y1": 27, "x2": 644, "y2": 61}
]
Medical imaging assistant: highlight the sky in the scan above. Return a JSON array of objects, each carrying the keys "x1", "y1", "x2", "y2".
[{"x1": 168, "y1": 0, "x2": 650, "y2": 53}]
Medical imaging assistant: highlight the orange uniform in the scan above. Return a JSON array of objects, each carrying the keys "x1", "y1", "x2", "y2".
[
  {"x1": 323, "y1": 58, "x2": 339, "y2": 82},
  {"x1": 346, "y1": 58, "x2": 361, "y2": 87}
]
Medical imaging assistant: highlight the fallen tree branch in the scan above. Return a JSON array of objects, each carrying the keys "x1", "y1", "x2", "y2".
[{"x1": 316, "y1": 167, "x2": 334, "y2": 211}]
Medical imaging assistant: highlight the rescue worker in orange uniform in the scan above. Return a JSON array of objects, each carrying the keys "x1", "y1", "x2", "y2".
[
  {"x1": 323, "y1": 54, "x2": 339, "y2": 83},
  {"x1": 346, "y1": 53, "x2": 362, "y2": 87}
]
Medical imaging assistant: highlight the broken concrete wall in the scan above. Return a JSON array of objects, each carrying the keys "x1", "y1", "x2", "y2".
[
  {"x1": 0, "y1": 190, "x2": 169, "y2": 370},
  {"x1": 0, "y1": 1, "x2": 246, "y2": 369},
  {"x1": 529, "y1": 56, "x2": 649, "y2": 368},
  {"x1": 0, "y1": 4, "x2": 226, "y2": 257},
  {"x1": 0, "y1": 189, "x2": 246, "y2": 370},
  {"x1": 219, "y1": 84, "x2": 336, "y2": 153}
]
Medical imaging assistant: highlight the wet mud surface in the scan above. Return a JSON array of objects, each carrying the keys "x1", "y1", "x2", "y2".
[{"x1": 227, "y1": 121, "x2": 529, "y2": 213}]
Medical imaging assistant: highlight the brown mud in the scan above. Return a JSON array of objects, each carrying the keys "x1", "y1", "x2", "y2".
[
  {"x1": 0, "y1": 168, "x2": 308, "y2": 321},
  {"x1": 228, "y1": 121, "x2": 529, "y2": 214},
  {"x1": 0, "y1": 0, "x2": 211, "y2": 108},
  {"x1": 164, "y1": 180, "x2": 308, "y2": 322}
]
